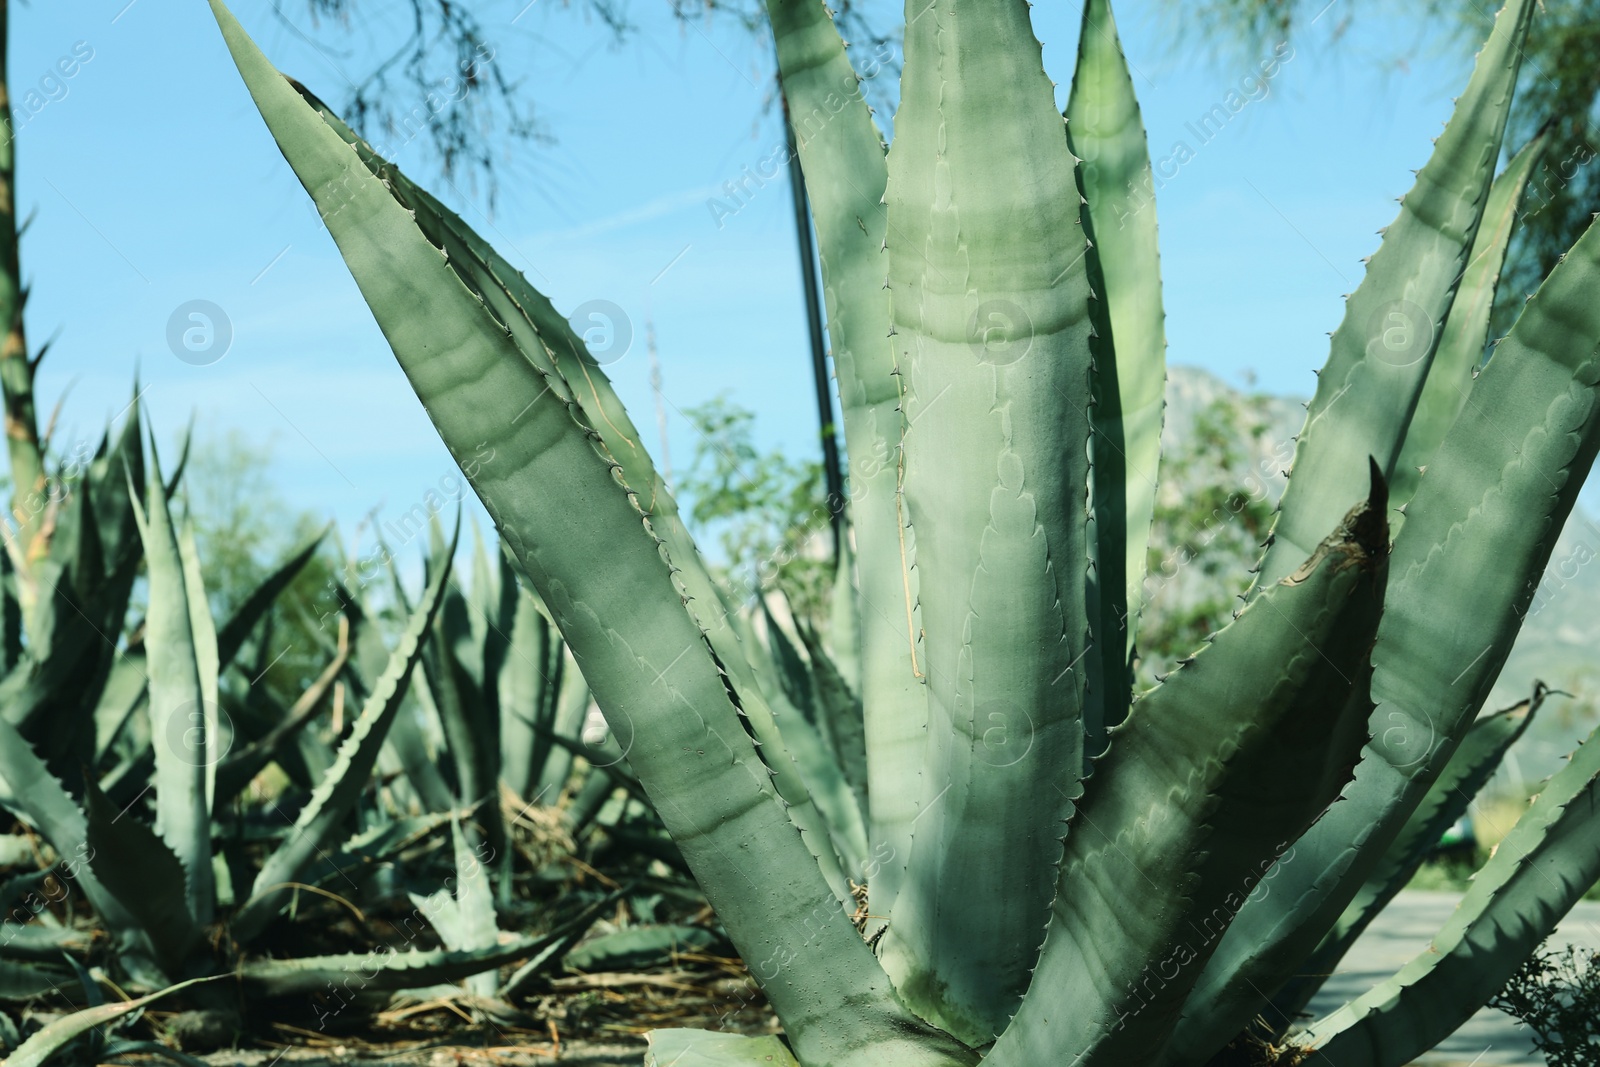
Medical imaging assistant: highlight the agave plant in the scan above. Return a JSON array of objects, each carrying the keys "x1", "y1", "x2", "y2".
[
  {"x1": 0, "y1": 378, "x2": 702, "y2": 1067},
  {"x1": 209, "y1": 0, "x2": 1600, "y2": 1060},
  {"x1": 0, "y1": 426, "x2": 472, "y2": 964},
  {"x1": 0, "y1": 417, "x2": 598, "y2": 1014},
  {"x1": 0, "y1": 403, "x2": 311, "y2": 990},
  {"x1": 327, "y1": 521, "x2": 705, "y2": 992}
]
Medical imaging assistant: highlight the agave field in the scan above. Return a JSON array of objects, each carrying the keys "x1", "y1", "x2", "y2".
[{"x1": 0, "y1": 0, "x2": 1598, "y2": 1063}]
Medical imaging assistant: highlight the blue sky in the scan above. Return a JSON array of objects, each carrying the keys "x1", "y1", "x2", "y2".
[{"x1": 12, "y1": 0, "x2": 1506, "y2": 549}]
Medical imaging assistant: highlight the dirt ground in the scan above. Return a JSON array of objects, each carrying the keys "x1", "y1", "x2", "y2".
[
  {"x1": 129, "y1": 892, "x2": 1599, "y2": 1067},
  {"x1": 196, "y1": 1041, "x2": 646, "y2": 1066},
  {"x1": 155, "y1": 961, "x2": 778, "y2": 1067}
]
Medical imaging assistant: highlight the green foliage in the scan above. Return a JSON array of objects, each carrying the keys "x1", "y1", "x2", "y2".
[
  {"x1": 233, "y1": 521, "x2": 458, "y2": 941},
  {"x1": 208, "y1": 0, "x2": 1600, "y2": 1062},
  {"x1": 1138, "y1": 390, "x2": 1278, "y2": 680},
  {"x1": 0, "y1": 395, "x2": 679, "y2": 1060},
  {"x1": 676, "y1": 395, "x2": 832, "y2": 622},
  {"x1": 1499, "y1": 3, "x2": 1600, "y2": 329},
  {"x1": 186, "y1": 429, "x2": 338, "y2": 710}
]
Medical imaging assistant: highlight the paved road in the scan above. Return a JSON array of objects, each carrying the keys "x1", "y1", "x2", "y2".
[{"x1": 1306, "y1": 890, "x2": 1600, "y2": 1066}]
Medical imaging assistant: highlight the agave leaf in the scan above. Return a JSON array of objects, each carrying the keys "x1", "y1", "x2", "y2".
[
  {"x1": 82, "y1": 780, "x2": 201, "y2": 977},
  {"x1": 1, "y1": 975, "x2": 218, "y2": 1067},
  {"x1": 0, "y1": 706, "x2": 155, "y2": 969},
  {"x1": 223, "y1": 663, "x2": 330, "y2": 795},
  {"x1": 98, "y1": 746, "x2": 155, "y2": 809},
  {"x1": 431, "y1": 831, "x2": 499, "y2": 989},
  {"x1": 1270, "y1": 683, "x2": 1550, "y2": 1026},
  {"x1": 734, "y1": 608, "x2": 868, "y2": 880},
  {"x1": 427, "y1": 526, "x2": 506, "y2": 897},
  {"x1": 0, "y1": 546, "x2": 20, "y2": 674},
  {"x1": 792, "y1": 617, "x2": 868, "y2": 821},
  {"x1": 1297, "y1": 721, "x2": 1600, "y2": 1065},
  {"x1": 231, "y1": 519, "x2": 456, "y2": 942},
  {"x1": 0, "y1": 959, "x2": 72, "y2": 999},
  {"x1": 824, "y1": 540, "x2": 860, "y2": 697},
  {"x1": 422, "y1": 612, "x2": 488, "y2": 807},
  {"x1": 533, "y1": 651, "x2": 589, "y2": 801},
  {"x1": 50, "y1": 489, "x2": 129, "y2": 766},
  {"x1": 1254, "y1": 0, "x2": 1534, "y2": 590},
  {"x1": 99, "y1": 1039, "x2": 211, "y2": 1067},
  {"x1": 469, "y1": 521, "x2": 516, "y2": 704},
  {"x1": 419, "y1": 610, "x2": 507, "y2": 896},
  {"x1": 761, "y1": 597, "x2": 813, "y2": 719},
  {"x1": 0, "y1": 546, "x2": 139, "y2": 753},
  {"x1": 300, "y1": 809, "x2": 458, "y2": 889},
  {"x1": 335, "y1": 75, "x2": 863, "y2": 911},
  {"x1": 342, "y1": 586, "x2": 456, "y2": 813},
  {"x1": 90, "y1": 654, "x2": 147, "y2": 765},
  {"x1": 176, "y1": 516, "x2": 220, "y2": 811},
  {"x1": 1068, "y1": 0, "x2": 1167, "y2": 744},
  {"x1": 209, "y1": 12, "x2": 974, "y2": 1063},
  {"x1": 645, "y1": 1029, "x2": 801, "y2": 1067},
  {"x1": 499, "y1": 939, "x2": 575, "y2": 1003},
  {"x1": 456, "y1": 522, "x2": 491, "y2": 681},
  {"x1": 60, "y1": 955, "x2": 107, "y2": 1061},
  {"x1": 551, "y1": 719, "x2": 646, "y2": 797},
  {"x1": 85, "y1": 392, "x2": 144, "y2": 578},
  {"x1": 25, "y1": 484, "x2": 100, "y2": 653},
  {"x1": 295, "y1": 86, "x2": 710, "y2": 667},
  {"x1": 427, "y1": 525, "x2": 491, "y2": 805},
  {"x1": 238, "y1": 939, "x2": 551, "y2": 997},
  {"x1": 236, "y1": 687, "x2": 336, "y2": 793},
  {"x1": 26, "y1": 429, "x2": 148, "y2": 767},
  {"x1": 989, "y1": 479, "x2": 1387, "y2": 1067},
  {"x1": 407, "y1": 817, "x2": 499, "y2": 997},
  {"x1": 564, "y1": 769, "x2": 621, "y2": 839},
  {"x1": 63, "y1": 954, "x2": 104, "y2": 1009},
  {"x1": 214, "y1": 643, "x2": 348, "y2": 802},
  {"x1": 126, "y1": 443, "x2": 213, "y2": 927},
  {"x1": 298, "y1": 86, "x2": 859, "y2": 912},
  {"x1": 214, "y1": 528, "x2": 327, "y2": 670},
  {"x1": 524, "y1": 708, "x2": 608, "y2": 768},
  {"x1": 0, "y1": 925, "x2": 91, "y2": 963},
  {"x1": 499, "y1": 581, "x2": 554, "y2": 801},
  {"x1": 878, "y1": 0, "x2": 1094, "y2": 1040},
  {"x1": 1176, "y1": 113, "x2": 1600, "y2": 1063},
  {"x1": 0, "y1": 867, "x2": 52, "y2": 912},
  {"x1": 163, "y1": 422, "x2": 193, "y2": 501},
  {"x1": 763, "y1": 0, "x2": 925, "y2": 930},
  {"x1": 384, "y1": 694, "x2": 456, "y2": 813},
  {"x1": 500, "y1": 890, "x2": 624, "y2": 1000},
  {"x1": 1390, "y1": 130, "x2": 1549, "y2": 516},
  {"x1": 565, "y1": 924, "x2": 719, "y2": 973}
]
